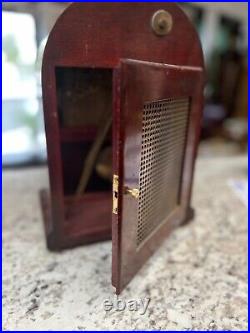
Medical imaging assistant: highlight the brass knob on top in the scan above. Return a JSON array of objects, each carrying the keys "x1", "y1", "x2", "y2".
[{"x1": 151, "y1": 10, "x2": 173, "y2": 36}]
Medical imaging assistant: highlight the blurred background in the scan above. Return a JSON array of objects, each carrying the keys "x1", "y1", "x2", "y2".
[{"x1": 2, "y1": 2, "x2": 248, "y2": 166}]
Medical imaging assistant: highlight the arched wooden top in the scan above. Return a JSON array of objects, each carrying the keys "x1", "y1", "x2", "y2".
[{"x1": 42, "y1": 2, "x2": 204, "y2": 70}]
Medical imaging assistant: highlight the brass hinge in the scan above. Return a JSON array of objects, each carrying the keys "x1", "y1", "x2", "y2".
[{"x1": 113, "y1": 174, "x2": 119, "y2": 214}]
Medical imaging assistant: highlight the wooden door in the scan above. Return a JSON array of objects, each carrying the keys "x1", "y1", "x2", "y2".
[{"x1": 112, "y1": 59, "x2": 204, "y2": 294}]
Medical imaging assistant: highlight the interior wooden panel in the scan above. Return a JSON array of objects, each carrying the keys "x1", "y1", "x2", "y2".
[
  {"x1": 55, "y1": 67, "x2": 113, "y2": 195},
  {"x1": 63, "y1": 193, "x2": 112, "y2": 243},
  {"x1": 61, "y1": 141, "x2": 112, "y2": 195},
  {"x1": 42, "y1": 66, "x2": 114, "y2": 248},
  {"x1": 56, "y1": 67, "x2": 112, "y2": 128},
  {"x1": 40, "y1": 189, "x2": 112, "y2": 250}
]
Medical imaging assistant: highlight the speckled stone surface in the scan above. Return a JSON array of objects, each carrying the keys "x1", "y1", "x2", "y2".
[{"x1": 3, "y1": 156, "x2": 248, "y2": 330}]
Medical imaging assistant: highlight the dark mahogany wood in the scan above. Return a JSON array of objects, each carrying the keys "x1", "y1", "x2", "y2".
[
  {"x1": 40, "y1": 189, "x2": 111, "y2": 250},
  {"x1": 112, "y1": 60, "x2": 204, "y2": 293},
  {"x1": 41, "y1": 3, "x2": 205, "y2": 293}
]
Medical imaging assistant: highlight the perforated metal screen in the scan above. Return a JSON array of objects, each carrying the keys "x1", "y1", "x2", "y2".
[{"x1": 137, "y1": 97, "x2": 190, "y2": 247}]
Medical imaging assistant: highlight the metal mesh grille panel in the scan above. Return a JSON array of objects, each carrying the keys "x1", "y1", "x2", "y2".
[{"x1": 137, "y1": 97, "x2": 190, "y2": 246}]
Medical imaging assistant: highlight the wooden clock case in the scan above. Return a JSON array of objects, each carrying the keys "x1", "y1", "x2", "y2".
[{"x1": 41, "y1": 2, "x2": 205, "y2": 294}]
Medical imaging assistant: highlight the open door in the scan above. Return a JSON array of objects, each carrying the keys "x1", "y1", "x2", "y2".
[{"x1": 112, "y1": 59, "x2": 204, "y2": 294}]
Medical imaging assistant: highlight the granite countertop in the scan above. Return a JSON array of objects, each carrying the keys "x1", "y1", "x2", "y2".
[{"x1": 3, "y1": 155, "x2": 248, "y2": 330}]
